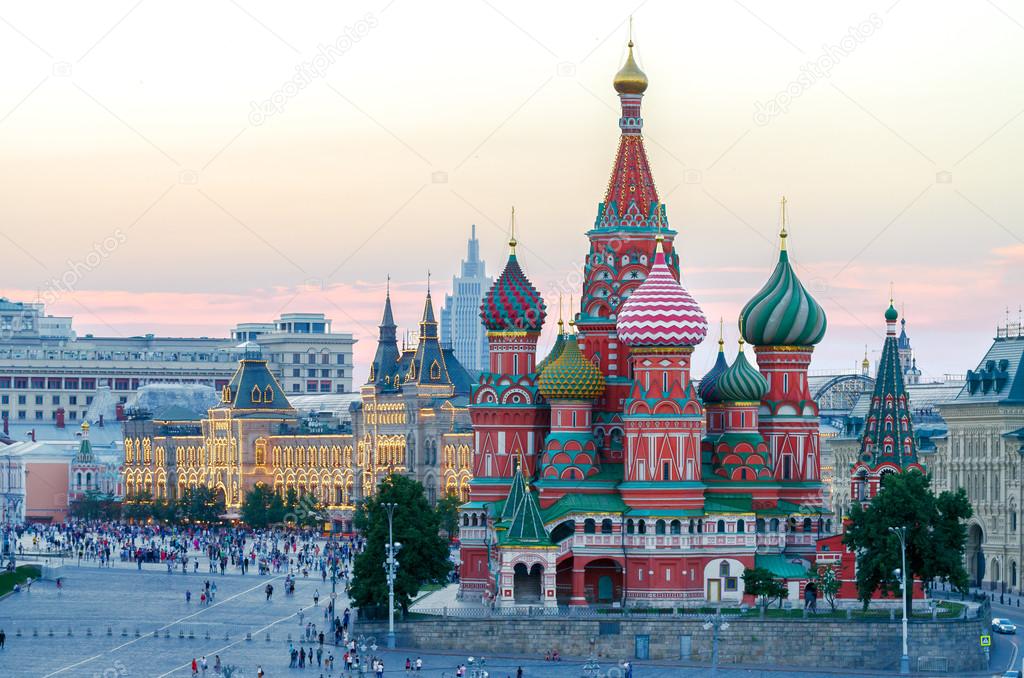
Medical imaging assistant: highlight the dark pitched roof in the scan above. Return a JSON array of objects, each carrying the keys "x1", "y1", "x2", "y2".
[
  {"x1": 219, "y1": 358, "x2": 293, "y2": 411},
  {"x1": 368, "y1": 292, "x2": 402, "y2": 389},
  {"x1": 953, "y1": 334, "x2": 1024, "y2": 404},
  {"x1": 442, "y1": 348, "x2": 474, "y2": 396},
  {"x1": 408, "y1": 292, "x2": 456, "y2": 387}
]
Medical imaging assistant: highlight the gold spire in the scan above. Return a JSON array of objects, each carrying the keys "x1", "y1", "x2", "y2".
[
  {"x1": 509, "y1": 206, "x2": 517, "y2": 254},
  {"x1": 862, "y1": 345, "x2": 870, "y2": 368},
  {"x1": 568, "y1": 293, "x2": 576, "y2": 332},
  {"x1": 558, "y1": 293, "x2": 564, "y2": 333},
  {"x1": 718, "y1": 317, "x2": 725, "y2": 350},
  {"x1": 889, "y1": 281, "x2": 894, "y2": 305},
  {"x1": 779, "y1": 196, "x2": 789, "y2": 251},
  {"x1": 613, "y1": 19, "x2": 648, "y2": 95}
]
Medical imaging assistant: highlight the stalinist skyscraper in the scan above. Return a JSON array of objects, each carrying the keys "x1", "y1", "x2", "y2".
[{"x1": 441, "y1": 225, "x2": 492, "y2": 372}]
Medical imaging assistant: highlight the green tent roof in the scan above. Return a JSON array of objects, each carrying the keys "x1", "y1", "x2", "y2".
[
  {"x1": 755, "y1": 554, "x2": 808, "y2": 579},
  {"x1": 540, "y1": 493, "x2": 629, "y2": 524},
  {"x1": 704, "y1": 494, "x2": 754, "y2": 513}
]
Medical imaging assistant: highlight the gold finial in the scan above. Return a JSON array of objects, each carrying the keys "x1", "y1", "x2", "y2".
[
  {"x1": 568, "y1": 293, "x2": 575, "y2": 331},
  {"x1": 779, "y1": 196, "x2": 788, "y2": 251},
  {"x1": 738, "y1": 336, "x2": 746, "y2": 352},
  {"x1": 558, "y1": 293, "x2": 564, "y2": 332},
  {"x1": 509, "y1": 206, "x2": 517, "y2": 254},
  {"x1": 718, "y1": 317, "x2": 725, "y2": 349},
  {"x1": 613, "y1": 20, "x2": 648, "y2": 95},
  {"x1": 386, "y1": 274, "x2": 391, "y2": 298},
  {"x1": 427, "y1": 269, "x2": 431, "y2": 295},
  {"x1": 889, "y1": 280, "x2": 894, "y2": 305}
]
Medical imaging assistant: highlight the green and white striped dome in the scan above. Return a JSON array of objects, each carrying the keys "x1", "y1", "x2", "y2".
[
  {"x1": 740, "y1": 233, "x2": 826, "y2": 347},
  {"x1": 716, "y1": 342, "x2": 769, "y2": 402}
]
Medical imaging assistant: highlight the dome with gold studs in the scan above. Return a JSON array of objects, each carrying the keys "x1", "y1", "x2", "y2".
[{"x1": 613, "y1": 41, "x2": 648, "y2": 95}]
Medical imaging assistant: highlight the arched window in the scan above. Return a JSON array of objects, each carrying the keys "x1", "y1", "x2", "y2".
[
  {"x1": 716, "y1": 519, "x2": 726, "y2": 533},
  {"x1": 637, "y1": 520, "x2": 647, "y2": 535},
  {"x1": 770, "y1": 518, "x2": 780, "y2": 532},
  {"x1": 802, "y1": 517, "x2": 812, "y2": 532},
  {"x1": 655, "y1": 519, "x2": 666, "y2": 535},
  {"x1": 1012, "y1": 510, "x2": 1018, "y2": 533},
  {"x1": 719, "y1": 561, "x2": 730, "y2": 577},
  {"x1": 601, "y1": 519, "x2": 613, "y2": 534},
  {"x1": 626, "y1": 519, "x2": 635, "y2": 535},
  {"x1": 756, "y1": 518, "x2": 766, "y2": 533},
  {"x1": 688, "y1": 519, "x2": 695, "y2": 534},
  {"x1": 584, "y1": 519, "x2": 596, "y2": 534},
  {"x1": 471, "y1": 513, "x2": 478, "y2": 527},
  {"x1": 462, "y1": 514, "x2": 469, "y2": 527},
  {"x1": 697, "y1": 520, "x2": 704, "y2": 534},
  {"x1": 736, "y1": 519, "x2": 745, "y2": 533},
  {"x1": 670, "y1": 520, "x2": 681, "y2": 535}
]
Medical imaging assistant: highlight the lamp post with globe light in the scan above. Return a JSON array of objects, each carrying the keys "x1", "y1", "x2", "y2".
[
  {"x1": 889, "y1": 525, "x2": 910, "y2": 675},
  {"x1": 702, "y1": 610, "x2": 730, "y2": 675},
  {"x1": 382, "y1": 502, "x2": 401, "y2": 649}
]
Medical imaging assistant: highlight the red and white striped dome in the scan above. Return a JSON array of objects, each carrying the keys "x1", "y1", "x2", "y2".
[{"x1": 616, "y1": 240, "x2": 708, "y2": 347}]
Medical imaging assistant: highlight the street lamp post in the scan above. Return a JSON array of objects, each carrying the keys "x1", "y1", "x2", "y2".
[
  {"x1": 702, "y1": 610, "x2": 730, "y2": 675},
  {"x1": 382, "y1": 502, "x2": 401, "y2": 649},
  {"x1": 889, "y1": 525, "x2": 910, "y2": 675}
]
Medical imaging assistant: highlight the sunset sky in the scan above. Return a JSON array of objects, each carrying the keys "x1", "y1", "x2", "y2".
[{"x1": 0, "y1": 1, "x2": 1021, "y2": 383}]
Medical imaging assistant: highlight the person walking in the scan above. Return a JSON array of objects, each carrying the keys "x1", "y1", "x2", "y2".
[
  {"x1": 256, "y1": 665, "x2": 264, "y2": 678},
  {"x1": 0, "y1": 628, "x2": 6, "y2": 649},
  {"x1": 191, "y1": 657, "x2": 198, "y2": 677}
]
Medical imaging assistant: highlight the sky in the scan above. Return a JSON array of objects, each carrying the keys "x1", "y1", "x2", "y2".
[{"x1": 0, "y1": 0, "x2": 1021, "y2": 384}]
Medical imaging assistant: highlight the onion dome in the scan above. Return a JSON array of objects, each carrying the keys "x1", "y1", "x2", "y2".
[
  {"x1": 536, "y1": 321, "x2": 566, "y2": 375},
  {"x1": 698, "y1": 335, "x2": 730, "y2": 404},
  {"x1": 613, "y1": 40, "x2": 648, "y2": 94},
  {"x1": 480, "y1": 211, "x2": 547, "y2": 333},
  {"x1": 885, "y1": 301, "x2": 899, "y2": 322},
  {"x1": 739, "y1": 199, "x2": 826, "y2": 346},
  {"x1": 716, "y1": 340, "x2": 769, "y2": 402},
  {"x1": 539, "y1": 334, "x2": 605, "y2": 400},
  {"x1": 616, "y1": 239, "x2": 708, "y2": 347}
]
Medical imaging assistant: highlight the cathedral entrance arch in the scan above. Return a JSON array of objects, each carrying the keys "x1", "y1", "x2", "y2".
[
  {"x1": 513, "y1": 563, "x2": 543, "y2": 603},
  {"x1": 584, "y1": 558, "x2": 623, "y2": 604}
]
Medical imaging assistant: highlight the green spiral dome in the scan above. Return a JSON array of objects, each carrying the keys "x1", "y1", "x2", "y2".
[
  {"x1": 740, "y1": 248, "x2": 826, "y2": 346},
  {"x1": 716, "y1": 343, "x2": 769, "y2": 402},
  {"x1": 538, "y1": 335, "x2": 605, "y2": 400}
]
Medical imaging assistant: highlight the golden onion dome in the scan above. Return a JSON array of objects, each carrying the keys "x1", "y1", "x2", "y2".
[{"x1": 613, "y1": 40, "x2": 648, "y2": 95}]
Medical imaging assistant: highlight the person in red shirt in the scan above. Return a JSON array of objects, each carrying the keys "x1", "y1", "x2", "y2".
[{"x1": 191, "y1": 658, "x2": 198, "y2": 677}]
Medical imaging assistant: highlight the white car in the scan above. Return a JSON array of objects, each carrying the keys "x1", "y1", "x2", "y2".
[{"x1": 992, "y1": 617, "x2": 1017, "y2": 634}]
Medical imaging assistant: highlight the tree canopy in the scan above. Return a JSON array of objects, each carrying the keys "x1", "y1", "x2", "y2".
[
  {"x1": 350, "y1": 474, "x2": 451, "y2": 614},
  {"x1": 844, "y1": 471, "x2": 971, "y2": 612},
  {"x1": 70, "y1": 489, "x2": 121, "y2": 521},
  {"x1": 177, "y1": 485, "x2": 226, "y2": 524},
  {"x1": 241, "y1": 483, "x2": 286, "y2": 528},
  {"x1": 742, "y1": 567, "x2": 788, "y2": 609},
  {"x1": 435, "y1": 492, "x2": 462, "y2": 540}
]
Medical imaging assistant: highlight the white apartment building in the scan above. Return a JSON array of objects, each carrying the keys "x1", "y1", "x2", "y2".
[{"x1": 0, "y1": 300, "x2": 355, "y2": 426}]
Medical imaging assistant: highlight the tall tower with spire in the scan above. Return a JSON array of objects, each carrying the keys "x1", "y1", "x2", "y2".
[
  {"x1": 469, "y1": 211, "x2": 549, "y2": 499},
  {"x1": 850, "y1": 300, "x2": 925, "y2": 503},
  {"x1": 442, "y1": 225, "x2": 492, "y2": 372},
  {"x1": 739, "y1": 198, "x2": 827, "y2": 509},
  {"x1": 616, "y1": 235, "x2": 708, "y2": 509},
  {"x1": 577, "y1": 33, "x2": 679, "y2": 429},
  {"x1": 365, "y1": 279, "x2": 401, "y2": 390}
]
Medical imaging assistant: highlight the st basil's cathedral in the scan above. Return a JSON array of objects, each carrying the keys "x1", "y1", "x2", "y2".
[{"x1": 458, "y1": 38, "x2": 834, "y2": 608}]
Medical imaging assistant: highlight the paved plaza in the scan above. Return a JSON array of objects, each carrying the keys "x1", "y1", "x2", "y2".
[{"x1": 0, "y1": 560, "x2": 978, "y2": 678}]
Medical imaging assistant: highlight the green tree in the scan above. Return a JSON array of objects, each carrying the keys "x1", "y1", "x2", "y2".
[
  {"x1": 70, "y1": 489, "x2": 120, "y2": 521},
  {"x1": 350, "y1": 474, "x2": 452, "y2": 615},
  {"x1": 177, "y1": 486, "x2": 225, "y2": 524},
  {"x1": 742, "y1": 567, "x2": 788, "y2": 609},
  {"x1": 435, "y1": 493, "x2": 462, "y2": 540},
  {"x1": 121, "y1": 490, "x2": 153, "y2": 522},
  {"x1": 844, "y1": 471, "x2": 972, "y2": 615},
  {"x1": 242, "y1": 484, "x2": 276, "y2": 529},
  {"x1": 807, "y1": 565, "x2": 841, "y2": 611},
  {"x1": 152, "y1": 497, "x2": 179, "y2": 523}
]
